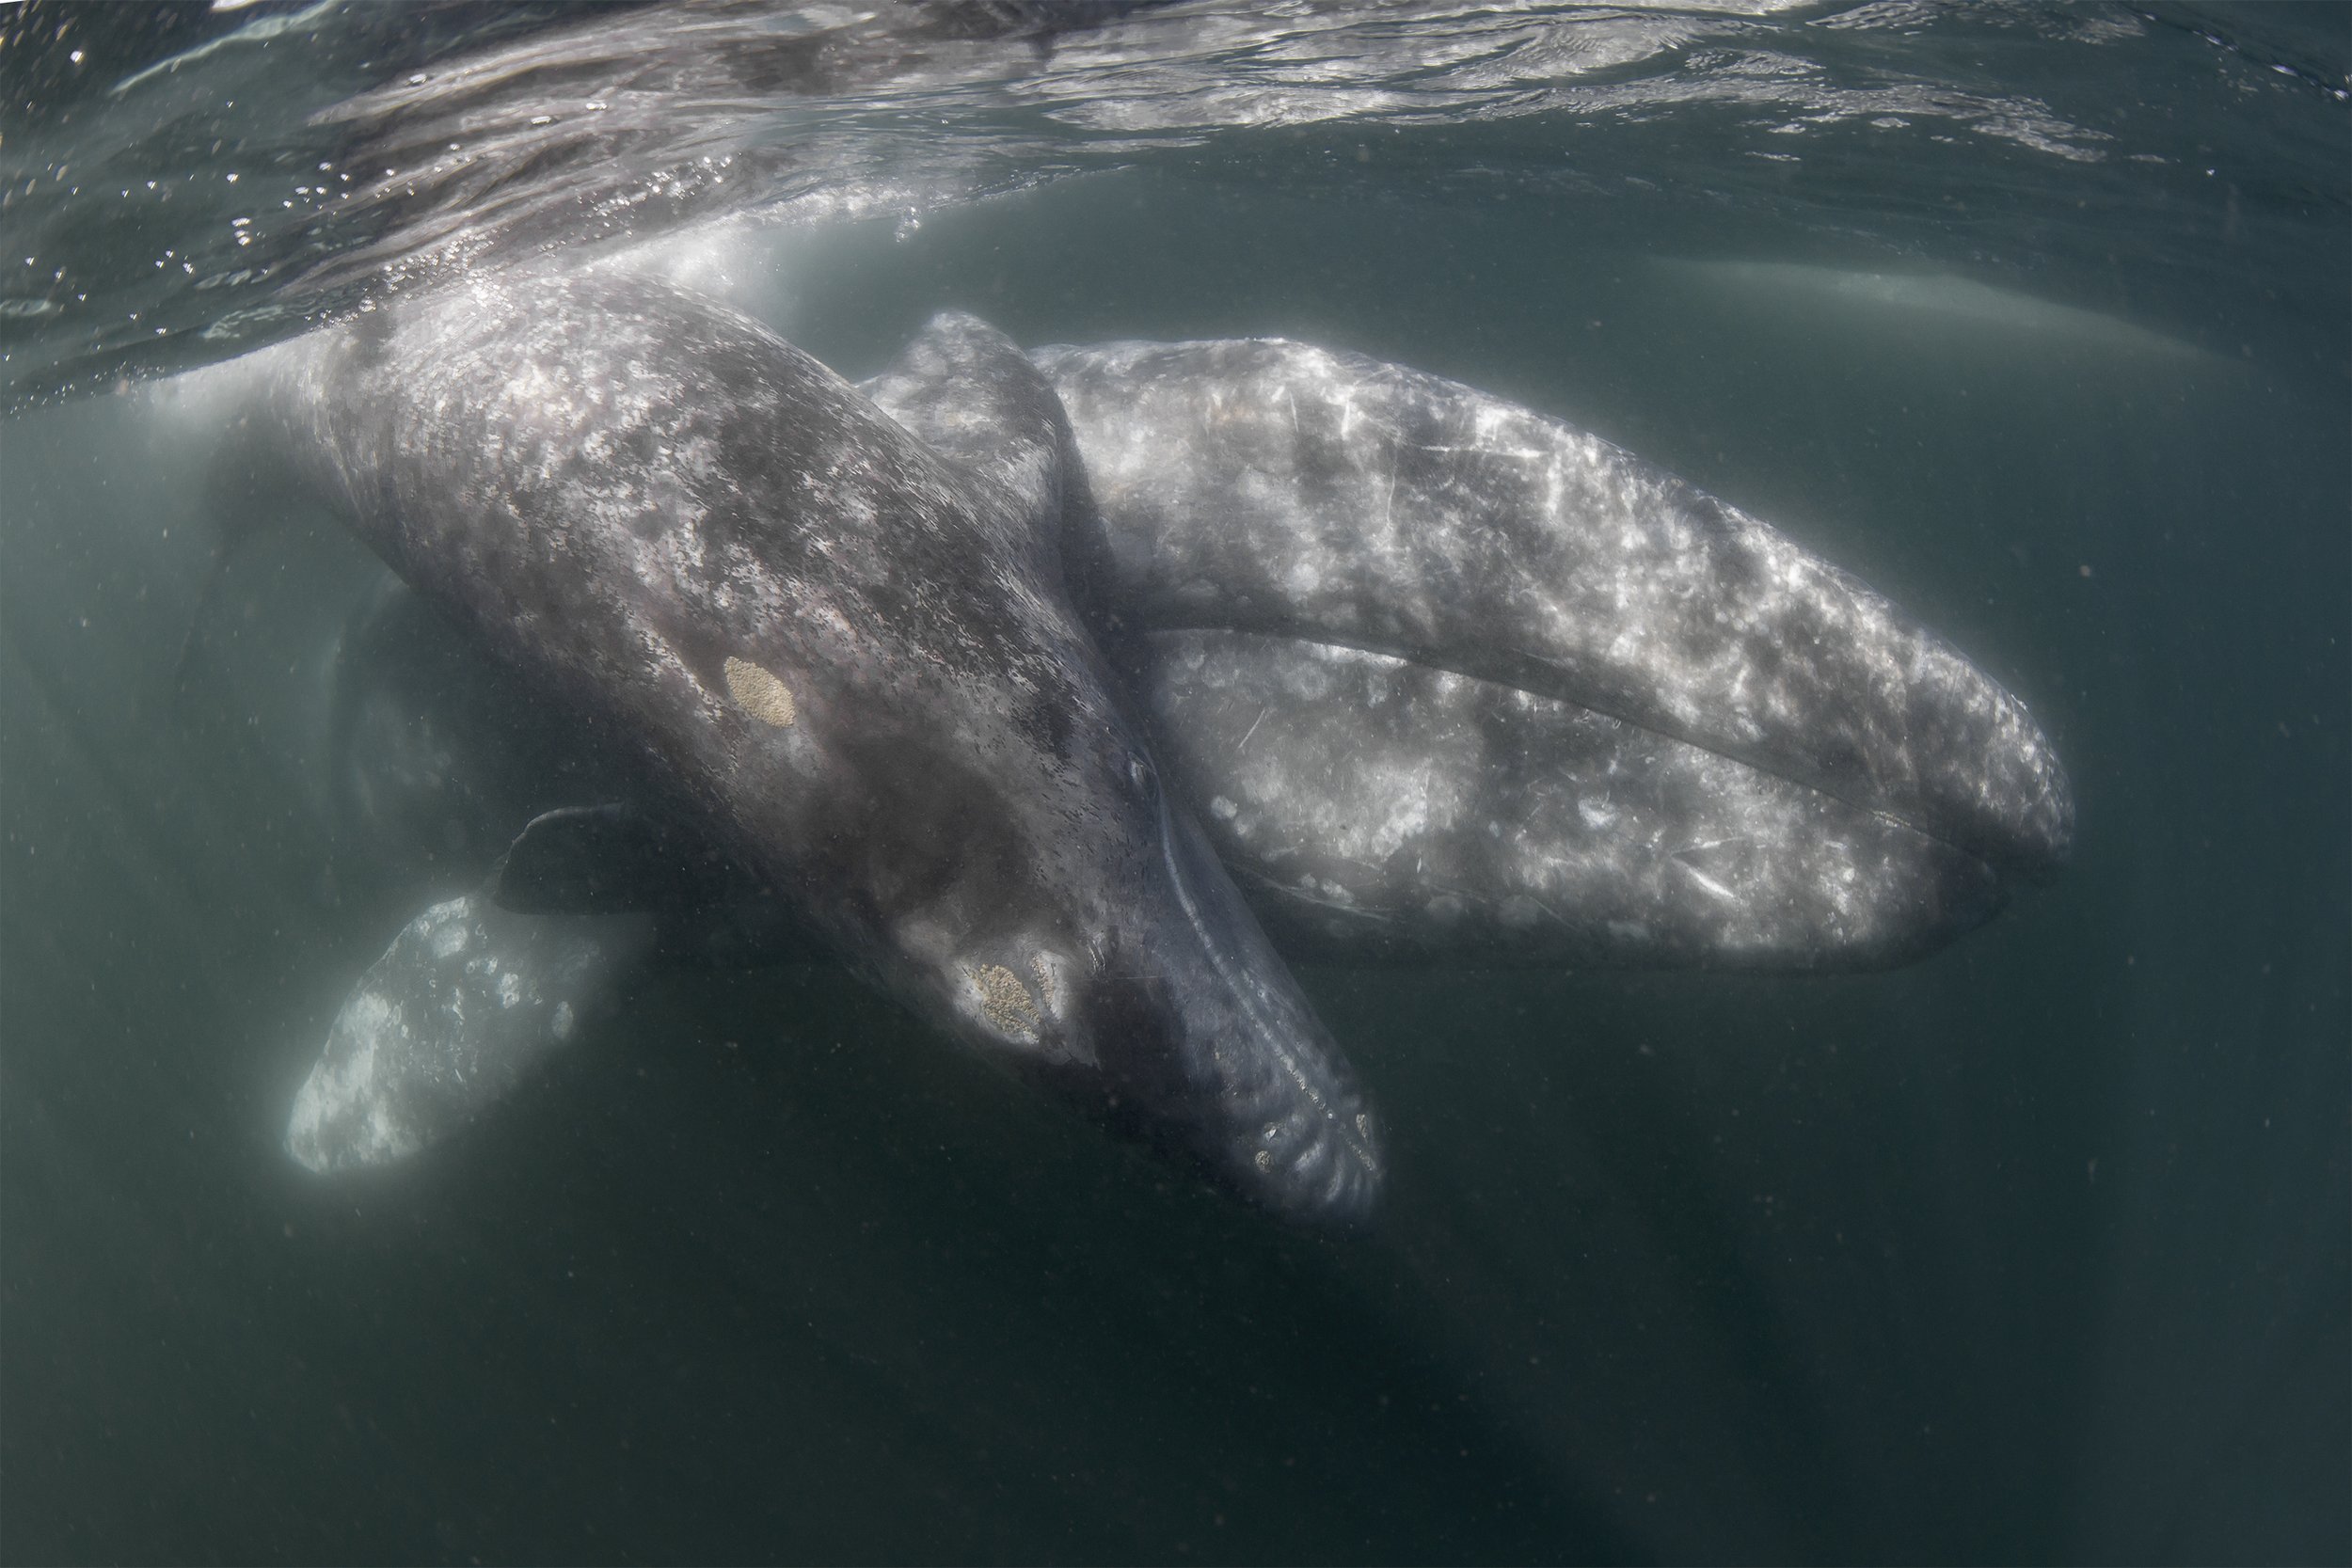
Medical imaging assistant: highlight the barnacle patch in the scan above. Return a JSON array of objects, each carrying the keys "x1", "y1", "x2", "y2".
[
  {"x1": 966, "y1": 962, "x2": 1040, "y2": 1038},
  {"x1": 723, "y1": 657, "x2": 796, "y2": 727}
]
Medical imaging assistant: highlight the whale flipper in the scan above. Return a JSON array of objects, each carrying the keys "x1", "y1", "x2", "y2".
[
  {"x1": 287, "y1": 891, "x2": 654, "y2": 1172},
  {"x1": 288, "y1": 798, "x2": 835, "y2": 1172}
]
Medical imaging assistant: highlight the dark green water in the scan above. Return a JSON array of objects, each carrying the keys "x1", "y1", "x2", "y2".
[{"x1": 2, "y1": 4, "x2": 2345, "y2": 1561}]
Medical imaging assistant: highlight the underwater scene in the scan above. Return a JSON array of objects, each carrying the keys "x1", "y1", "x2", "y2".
[{"x1": 1, "y1": 3, "x2": 2344, "y2": 1561}]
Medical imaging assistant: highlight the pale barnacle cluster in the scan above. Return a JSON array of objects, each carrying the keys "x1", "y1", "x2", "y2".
[
  {"x1": 967, "y1": 961, "x2": 1041, "y2": 1038},
  {"x1": 958, "y1": 953, "x2": 1083, "y2": 1064},
  {"x1": 723, "y1": 655, "x2": 797, "y2": 726}
]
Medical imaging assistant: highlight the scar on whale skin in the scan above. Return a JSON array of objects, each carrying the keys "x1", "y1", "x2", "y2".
[{"x1": 723, "y1": 656, "x2": 796, "y2": 727}]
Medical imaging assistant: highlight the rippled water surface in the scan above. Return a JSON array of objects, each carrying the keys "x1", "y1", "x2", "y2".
[{"x1": 3, "y1": 3, "x2": 2345, "y2": 1562}]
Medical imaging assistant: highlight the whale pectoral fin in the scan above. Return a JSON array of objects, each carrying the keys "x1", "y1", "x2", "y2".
[
  {"x1": 491, "y1": 803, "x2": 753, "y2": 915},
  {"x1": 287, "y1": 890, "x2": 656, "y2": 1172}
]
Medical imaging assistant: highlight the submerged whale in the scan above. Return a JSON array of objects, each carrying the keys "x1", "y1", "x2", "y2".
[
  {"x1": 186, "y1": 281, "x2": 2071, "y2": 1222},
  {"x1": 1039, "y1": 336, "x2": 2071, "y2": 961},
  {"x1": 186, "y1": 269, "x2": 1383, "y2": 1227}
]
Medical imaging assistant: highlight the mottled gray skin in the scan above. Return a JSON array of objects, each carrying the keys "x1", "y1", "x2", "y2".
[
  {"x1": 1133, "y1": 631, "x2": 2000, "y2": 967},
  {"x1": 288, "y1": 894, "x2": 653, "y2": 1172},
  {"x1": 859, "y1": 309, "x2": 1085, "y2": 532},
  {"x1": 330, "y1": 546, "x2": 2008, "y2": 989},
  {"x1": 1037, "y1": 338, "x2": 2074, "y2": 880},
  {"x1": 194, "y1": 273, "x2": 1382, "y2": 1227}
]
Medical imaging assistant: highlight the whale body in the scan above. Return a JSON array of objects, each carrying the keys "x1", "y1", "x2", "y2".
[
  {"x1": 188, "y1": 271, "x2": 1384, "y2": 1226},
  {"x1": 1042, "y1": 335, "x2": 2069, "y2": 964}
]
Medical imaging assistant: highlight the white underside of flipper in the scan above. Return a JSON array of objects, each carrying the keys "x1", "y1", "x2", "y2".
[{"x1": 288, "y1": 891, "x2": 654, "y2": 1172}]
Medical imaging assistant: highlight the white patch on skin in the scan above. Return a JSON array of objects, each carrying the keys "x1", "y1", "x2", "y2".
[
  {"x1": 551, "y1": 1002, "x2": 576, "y2": 1040},
  {"x1": 287, "y1": 990, "x2": 420, "y2": 1172},
  {"x1": 426, "y1": 903, "x2": 472, "y2": 959},
  {"x1": 497, "y1": 970, "x2": 524, "y2": 1008},
  {"x1": 723, "y1": 656, "x2": 796, "y2": 726}
]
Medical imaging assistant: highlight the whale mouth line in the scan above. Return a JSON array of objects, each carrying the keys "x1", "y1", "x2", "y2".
[{"x1": 1142, "y1": 622, "x2": 2041, "y2": 874}]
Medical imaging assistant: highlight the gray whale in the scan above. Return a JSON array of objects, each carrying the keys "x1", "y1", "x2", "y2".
[
  {"x1": 189, "y1": 271, "x2": 1383, "y2": 1227},
  {"x1": 1036, "y1": 336, "x2": 2069, "y2": 967}
]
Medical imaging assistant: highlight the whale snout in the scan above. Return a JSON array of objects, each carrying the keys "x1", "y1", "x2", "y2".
[
  {"x1": 1875, "y1": 618, "x2": 2074, "y2": 886},
  {"x1": 1982, "y1": 718, "x2": 2074, "y2": 883},
  {"x1": 1104, "y1": 790, "x2": 1385, "y2": 1228},
  {"x1": 1229, "y1": 1070, "x2": 1386, "y2": 1233},
  {"x1": 938, "y1": 775, "x2": 1385, "y2": 1230}
]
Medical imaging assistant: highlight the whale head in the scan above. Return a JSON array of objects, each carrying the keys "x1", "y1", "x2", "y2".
[
  {"x1": 634, "y1": 542, "x2": 1385, "y2": 1227},
  {"x1": 820, "y1": 686, "x2": 1385, "y2": 1228}
]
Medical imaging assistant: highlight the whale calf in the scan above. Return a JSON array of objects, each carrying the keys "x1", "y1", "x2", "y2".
[{"x1": 187, "y1": 272, "x2": 1383, "y2": 1226}]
